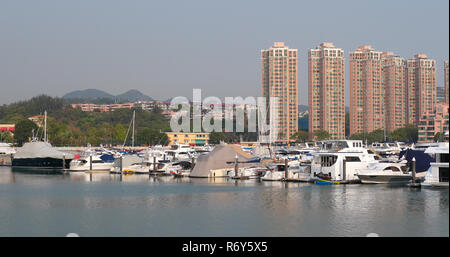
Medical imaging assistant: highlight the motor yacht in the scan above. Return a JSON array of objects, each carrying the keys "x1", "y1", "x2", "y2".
[
  {"x1": 356, "y1": 160, "x2": 412, "y2": 184},
  {"x1": 69, "y1": 153, "x2": 115, "y2": 172},
  {"x1": 310, "y1": 140, "x2": 379, "y2": 183},
  {"x1": 422, "y1": 143, "x2": 449, "y2": 188},
  {"x1": 0, "y1": 142, "x2": 15, "y2": 155}
]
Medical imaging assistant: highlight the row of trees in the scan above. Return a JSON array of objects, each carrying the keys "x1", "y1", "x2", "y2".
[
  {"x1": 290, "y1": 124, "x2": 423, "y2": 144},
  {"x1": 290, "y1": 130, "x2": 330, "y2": 143},
  {"x1": 1, "y1": 95, "x2": 170, "y2": 147},
  {"x1": 349, "y1": 125, "x2": 419, "y2": 143}
]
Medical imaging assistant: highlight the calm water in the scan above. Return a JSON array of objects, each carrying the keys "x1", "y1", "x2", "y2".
[{"x1": 0, "y1": 166, "x2": 448, "y2": 237}]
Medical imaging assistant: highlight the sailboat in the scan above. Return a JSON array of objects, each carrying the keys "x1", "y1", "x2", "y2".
[{"x1": 12, "y1": 111, "x2": 74, "y2": 169}]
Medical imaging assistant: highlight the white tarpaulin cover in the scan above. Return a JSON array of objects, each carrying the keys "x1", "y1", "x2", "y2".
[
  {"x1": 189, "y1": 144, "x2": 255, "y2": 178},
  {"x1": 112, "y1": 155, "x2": 142, "y2": 168},
  {"x1": 14, "y1": 141, "x2": 75, "y2": 159}
]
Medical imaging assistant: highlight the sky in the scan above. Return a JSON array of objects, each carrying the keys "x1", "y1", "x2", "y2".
[{"x1": 0, "y1": 0, "x2": 448, "y2": 106}]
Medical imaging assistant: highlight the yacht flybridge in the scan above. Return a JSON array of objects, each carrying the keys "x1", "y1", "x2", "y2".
[{"x1": 422, "y1": 143, "x2": 449, "y2": 188}]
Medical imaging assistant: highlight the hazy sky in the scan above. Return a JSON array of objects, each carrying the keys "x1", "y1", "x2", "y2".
[{"x1": 0, "y1": 0, "x2": 448, "y2": 105}]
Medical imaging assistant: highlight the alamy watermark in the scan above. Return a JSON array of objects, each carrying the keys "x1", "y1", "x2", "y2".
[{"x1": 169, "y1": 89, "x2": 280, "y2": 144}]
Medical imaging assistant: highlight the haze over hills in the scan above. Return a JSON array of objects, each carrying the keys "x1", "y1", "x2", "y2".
[
  {"x1": 62, "y1": 90, "x2": 350, "y2": 112},
  {"x1": 63, "y1": 89, "x2": 154, "y2": 103}
]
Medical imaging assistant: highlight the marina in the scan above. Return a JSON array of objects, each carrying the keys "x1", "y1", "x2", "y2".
[
  {"x1": 0, "y1": 166, "x2": 447, "y2": 237},
  {"x1": 2, "y1": 138, "x2": 448, "y2": 185},
  {"x1": 0, "y1": 139, "x2": 448, "y2": 237}
]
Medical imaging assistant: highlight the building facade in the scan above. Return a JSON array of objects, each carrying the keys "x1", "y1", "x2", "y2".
[
  {"x1": 418, "y1": 102, "x2": 449, "y2": 142},
  {"x1": 445, "y1": 61, "x2": 449, "y2": 104},
  {"x1": 166, "y1": 132, "x2": 210, "y2": 146},
  {"x1": 308, "y1": 42, "x2": 345, "y2": 139},
  {"x1": 71, "y1": 102, "x2": 174, "y2": 119},
  {"x1": 349, "y1": 46, "x2": 384, "y2": 136},
  {"x1": 261, "y1": 42, "x2": 298, "y2": 143},
  {"x1": 0, "y1": 124, "x2": 15, "y2": 132},
  {"x1": 437, "y1": 86, "x2": 446, "y2": 104},
  {"x1": 406, "y1": 54, "x2": 437, "y2": 126},
  {"x1": 382, "y1": 52, "x2": 407, "y2": 132}
]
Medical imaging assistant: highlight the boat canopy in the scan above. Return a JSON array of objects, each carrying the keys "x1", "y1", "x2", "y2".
[
  {"x1": 399, "y1": 149, "x2": 435, "y2": 172},
  {"x1": 100, "y1": 154, "x2": 115, "y2": 163},
  {"x1": 190, "y1": 144, "x2": 255, "y2": 178}
]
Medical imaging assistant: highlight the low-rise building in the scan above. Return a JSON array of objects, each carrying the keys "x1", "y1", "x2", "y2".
[
  {"x1": 28, "y1": 115, "x2": 44, "y2": 127},
  {"x1": 166, "y1": 132, "x2": 210, "y2": 146}
]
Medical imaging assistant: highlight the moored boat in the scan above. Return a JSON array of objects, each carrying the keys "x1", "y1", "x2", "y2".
[
  {"x1": 12, "y1": 141, "x2": 74, "y2": 169},
  {"x1": 356, "y1": 161, "x2": 412, "y2": 184},
  {"x1": 315, "y1": 179, "x2": 340, "y2": 185},
  {"x1": 422, "y1": 143, "x2": 449, "y2": 188},
  {"x1": 69, "y1": 154, "x2": 115, "y2": 172}
]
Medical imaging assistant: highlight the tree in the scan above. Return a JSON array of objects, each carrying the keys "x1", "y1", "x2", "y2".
[
  {"x1": 291, "y1": 130, "x2": 310, "y2": 143},
  {"x1": 113, "y1": 123, "x2": 127, "y2": 145},
  {"x1": 0, "y1": 131, "x2": 14, "y2": 143},
  {"x1": 14, "y1": 119, "x2": 38, "y2": 145},
  {"x1": 314, "y1": 130, "x2": 330, "y2": 141},
  {"x1": 209, "y1": 131, "x2": 228, "y2": 144},
  {"x1": 137, "y1": 128, "x2": 169, "y2": 146},
  {"x1": 390, "y1": 124, "x2": 418, "y2": 142},
  {"x1": 434, "y1": 132, "x2": 445, "y2": 142}
]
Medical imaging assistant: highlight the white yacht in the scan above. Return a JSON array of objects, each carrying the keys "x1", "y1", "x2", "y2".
[
  {"x1": 69, "y1": 154, "x2": 115, "y2": 172},
  {"x1": 356, "y1": 160, "x2": 412, "y2": 184},
  {"x1": 0, "y1": 142, "x2": 16, "y2": 155},
  {"x1": 262, "y1": 161, "x2": 294, "y2": 181},
  {"x1": 310, "y1": 140, "x2": 379, "y2": 183},
  {"x1": 286, "y1": 160, "x2": 312, "y2": 182},
  {"x1": 228, "y1": 166, "x2": 270, "y2": 179},
  {"x1": 422, "y1": 143, "x2": 449, "y2": 188},
  {"x1": 167, "y1": 160, "x2": 194, "y2": 177},
  {"x1": 370, "y1": 142, "x2": 403, "y2": 157},
  {"x1": 165, "y1": 144, "x2": 193, "y2": 161}
]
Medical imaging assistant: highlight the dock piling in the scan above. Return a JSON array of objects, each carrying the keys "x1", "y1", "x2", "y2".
[
  {"x1": 120, "y1": 155, "x2": 123, "y2": 174},
  {"x1": 408, "y1": 157, "x2": 421, "y2": 188},
  {"x1": 284, "y1": 158, "x2": 288, "y2": 181},
  {"x1": 235, "y1": 154, "x2": 239, "y2": 177},
  {"x1": 342, "y1": 159, "x2": 347, "y2": 182}
]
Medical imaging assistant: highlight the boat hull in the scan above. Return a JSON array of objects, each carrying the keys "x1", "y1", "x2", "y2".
[
  {"x1": 357, "y1": 174, "x2": 412, "y2": 184},
  {"x1": 12, "y1": 158, "x2": 72, "y2": 169},
  {"x1": 69, "y1": 163, "x2": 114, "y2": 172}
]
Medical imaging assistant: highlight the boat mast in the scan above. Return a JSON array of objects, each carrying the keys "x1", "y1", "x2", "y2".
[
  {"x1": 44, "y1": 111, "x2": 47, "y2": 142},
  {"x1": 132, "y1": 110, "x2": 135, "y2": 148}
]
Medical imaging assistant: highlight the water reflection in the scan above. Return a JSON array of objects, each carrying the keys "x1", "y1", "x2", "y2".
[{"x1": 0, "y1": 166, "x2": 448, "y2": 236}]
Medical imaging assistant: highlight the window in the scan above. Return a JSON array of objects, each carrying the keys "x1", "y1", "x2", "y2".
[{"x1": 345, "y1": 156, "x2": 361, "y2": 162}]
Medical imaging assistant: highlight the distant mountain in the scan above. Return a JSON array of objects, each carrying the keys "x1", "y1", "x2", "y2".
[
  {"x1": 116, "y1": 89, "x2": 153, "y2": 102},
  {"x1": 63, "y1": 89, "x2": 114, "y2": 100},
  {"x1": 63, "y1": 89, "x2": 153, "y2": 103}
]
